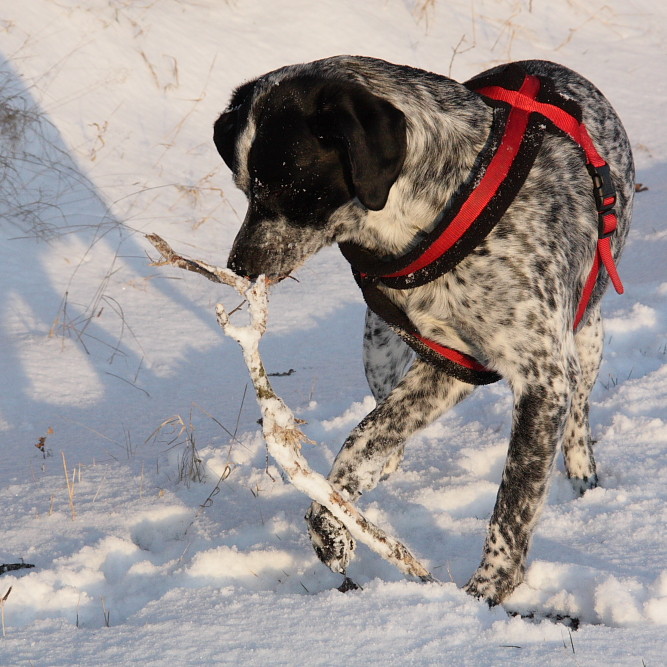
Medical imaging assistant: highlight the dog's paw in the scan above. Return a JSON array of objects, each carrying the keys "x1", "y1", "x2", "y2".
[
  {"x1": 305, "y1": 502, "x2": 356, "y2": 574},
  {"x1": 569, "y1": 472, "x2": 598, "y2": 496},
  {"x1": 464, "y1": 567, "x2": 522, "y2": 607}
]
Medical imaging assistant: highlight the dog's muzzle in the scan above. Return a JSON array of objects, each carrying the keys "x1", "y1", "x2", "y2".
[
  {"x1": 226, "y1": 252, "x2": 258, "y2": 281},
  {"x1": 227, "y1": 247, "x2": 291, "y2": 283}
]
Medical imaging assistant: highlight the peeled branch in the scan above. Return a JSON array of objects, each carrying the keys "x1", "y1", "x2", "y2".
[{"x1": 145, "y1": 233, "x2": 435, "y2": 583}]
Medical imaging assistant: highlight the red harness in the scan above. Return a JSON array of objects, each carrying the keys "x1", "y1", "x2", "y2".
[
  {"x1": 476, "y1": 75, "x2": 624, "y2": 325},
  {"x1": 339, "y1": 66, "x2": 624, "y2": 385}
]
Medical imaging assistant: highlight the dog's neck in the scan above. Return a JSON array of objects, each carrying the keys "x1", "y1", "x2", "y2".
[{"x1": 339, "y1": 85, "x2": 494, "y2": 259}]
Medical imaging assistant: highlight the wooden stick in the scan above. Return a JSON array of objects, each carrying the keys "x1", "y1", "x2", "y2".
[{"x1": 146, "y1": 234, "x2": 435, "y2": 582}]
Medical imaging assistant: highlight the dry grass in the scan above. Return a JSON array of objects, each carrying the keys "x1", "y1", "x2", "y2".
[
  {"x1": 62, "y1": 451, "x2": 77, "y2": 520},
  {"x1": 1, "y1": 64, "x2": 149, "y2": 389},
  {"x1": 413, "y1": 0, "x2": 437, "y2": 30},
  {"x1": 0, "y1": 67, "x2": 105, "y2": 241},
  {"x1": 146, "y1": 413, "x2": 207, "y2": 487}
]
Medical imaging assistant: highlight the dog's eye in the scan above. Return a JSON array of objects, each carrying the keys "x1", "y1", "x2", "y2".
[{"x1": 252, "y1": 175, "x2": 296, "y2": 200}]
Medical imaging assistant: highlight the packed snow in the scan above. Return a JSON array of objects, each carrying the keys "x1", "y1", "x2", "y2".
[{"x1": 1, "y1": 0, "x2": 666, "y2": 664}]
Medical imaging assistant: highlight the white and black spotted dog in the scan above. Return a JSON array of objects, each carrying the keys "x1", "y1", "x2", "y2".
[{"x1": 213, "y1": 56, "x2": 634, "y2": 605}]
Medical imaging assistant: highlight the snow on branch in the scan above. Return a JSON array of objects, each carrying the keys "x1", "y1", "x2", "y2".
[{"x1": 145, "y1": 234, "x2": 435, "y2": 583}]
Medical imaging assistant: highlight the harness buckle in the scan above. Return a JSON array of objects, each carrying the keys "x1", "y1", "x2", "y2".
[
  {"x1": 587, "y1": 162, "x2": 617, "y2": 239},
  {"x1": 587, "y1": 163, "x2": 616, "y2": 212}
]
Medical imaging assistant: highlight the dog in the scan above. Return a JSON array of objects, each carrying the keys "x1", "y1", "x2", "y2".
[{"x1": 213, "y1": 56, "x2": 634, "y2": 605}]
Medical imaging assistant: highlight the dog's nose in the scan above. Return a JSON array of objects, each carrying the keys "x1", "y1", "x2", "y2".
[{"x1": 227, "y1": 255, "x2": 259, "y2": 281}]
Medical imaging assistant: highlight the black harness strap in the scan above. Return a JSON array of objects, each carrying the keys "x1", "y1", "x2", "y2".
[{"x1": 357, "y1": 272, "x2": 501, "y2": 384}]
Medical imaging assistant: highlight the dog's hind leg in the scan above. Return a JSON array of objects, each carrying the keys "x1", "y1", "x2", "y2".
[
  {"x1": 306, "y1": 358, "x2": 473, "y2": 574},
  {"x1": 563, "y1": 304, "x2": 604, "y2": 494}
]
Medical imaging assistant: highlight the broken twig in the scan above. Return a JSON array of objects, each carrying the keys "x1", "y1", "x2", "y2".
[{"x1": 146, "y1": 233, "x2": 435, "y2": 582}]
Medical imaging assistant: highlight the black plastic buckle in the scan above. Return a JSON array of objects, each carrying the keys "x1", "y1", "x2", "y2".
[
  {"x1": 587, "y1": 162, "x2": 617, "y2": 239},
  {"x1": 587, "y1": 163, "x2": 616, "y2": 211}
]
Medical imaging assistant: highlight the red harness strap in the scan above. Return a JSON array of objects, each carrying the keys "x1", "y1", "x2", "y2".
[
  {"x1": 378, "y1": 75, "x2": 544, "y2": 383},
  {"x1": 341, "y1": 68, "x2": 624, "y2": 385},
  {"x1": 476, "y1": 80, "x2": 624, "y2": 330},
  {"x1": 414, "y1": 334, "x2": 492, "y2": 374},
  {"x1": 382, "y1": 75, "x2": 542, "y2": 279}
]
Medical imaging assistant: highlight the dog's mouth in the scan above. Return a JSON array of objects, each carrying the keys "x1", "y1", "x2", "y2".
[
  {"x1": 257, "y1": 274, "x2": 294, "y2": 286},
  {"x1": 227, "y1": 251, "x2": 302, "y2": 286},
  {"x1": 268, "y1": 273, "x2": 299, "y2": 285},
  {"x1": 226, "y1": 220, "x2": 329, "y2": 285},
  {"x1": 230, "y1": 269, "x2": 296, "y2": 286}
]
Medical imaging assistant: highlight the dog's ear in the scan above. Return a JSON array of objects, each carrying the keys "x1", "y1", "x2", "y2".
[
  {"x1": 213, "y1": 80, "x2": 257, "y2": 171},
  {"x1": 213, "y1": 111, "x2": 237, "y2": 171},
  {"x1": 314, "y1": 83, "x2": 406, "y2": 211}
]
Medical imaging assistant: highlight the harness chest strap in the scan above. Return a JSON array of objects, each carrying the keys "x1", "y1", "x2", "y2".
[{"x1": 341, "y1": 67, "x2": 624, "y2": 385}]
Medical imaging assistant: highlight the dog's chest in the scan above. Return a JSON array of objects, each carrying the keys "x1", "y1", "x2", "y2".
[{"x1": 382, "y1": 274, "x2": 485, "y2": 349}]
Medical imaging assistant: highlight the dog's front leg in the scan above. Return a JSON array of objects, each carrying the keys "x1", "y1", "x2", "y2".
[
  {"x1": 465, "y1": 372, "x2": 572, "y2": 605},
  {"x1": 306, "y1": 359, "x2": 473, "y2": 574}
]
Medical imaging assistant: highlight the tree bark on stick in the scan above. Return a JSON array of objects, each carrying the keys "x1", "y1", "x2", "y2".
[{"x1": 146, "y1": 233, "x2": 435, "y2": 583}]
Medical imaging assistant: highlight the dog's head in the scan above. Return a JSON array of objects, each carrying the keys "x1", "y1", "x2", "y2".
[{"x1": 214, "y1": 67, "x2": 407, "y2": 279}]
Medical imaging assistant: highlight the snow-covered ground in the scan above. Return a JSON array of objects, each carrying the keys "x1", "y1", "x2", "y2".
[{"x1": 1, "y1": 0, "x2": 666, "y2": 664}]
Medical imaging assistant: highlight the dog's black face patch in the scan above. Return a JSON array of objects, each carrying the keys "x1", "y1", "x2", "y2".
[
  {"x1": 247, "y1": 79, "x2": 357, "y2": 229},
  {"x1": 215, "y1": 75, "x2": 406, "y2": 278}
]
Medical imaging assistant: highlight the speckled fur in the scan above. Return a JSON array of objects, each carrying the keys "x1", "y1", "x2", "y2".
[{"x1": 216, "y1": 57, "x2": 634, "y2": 605}]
